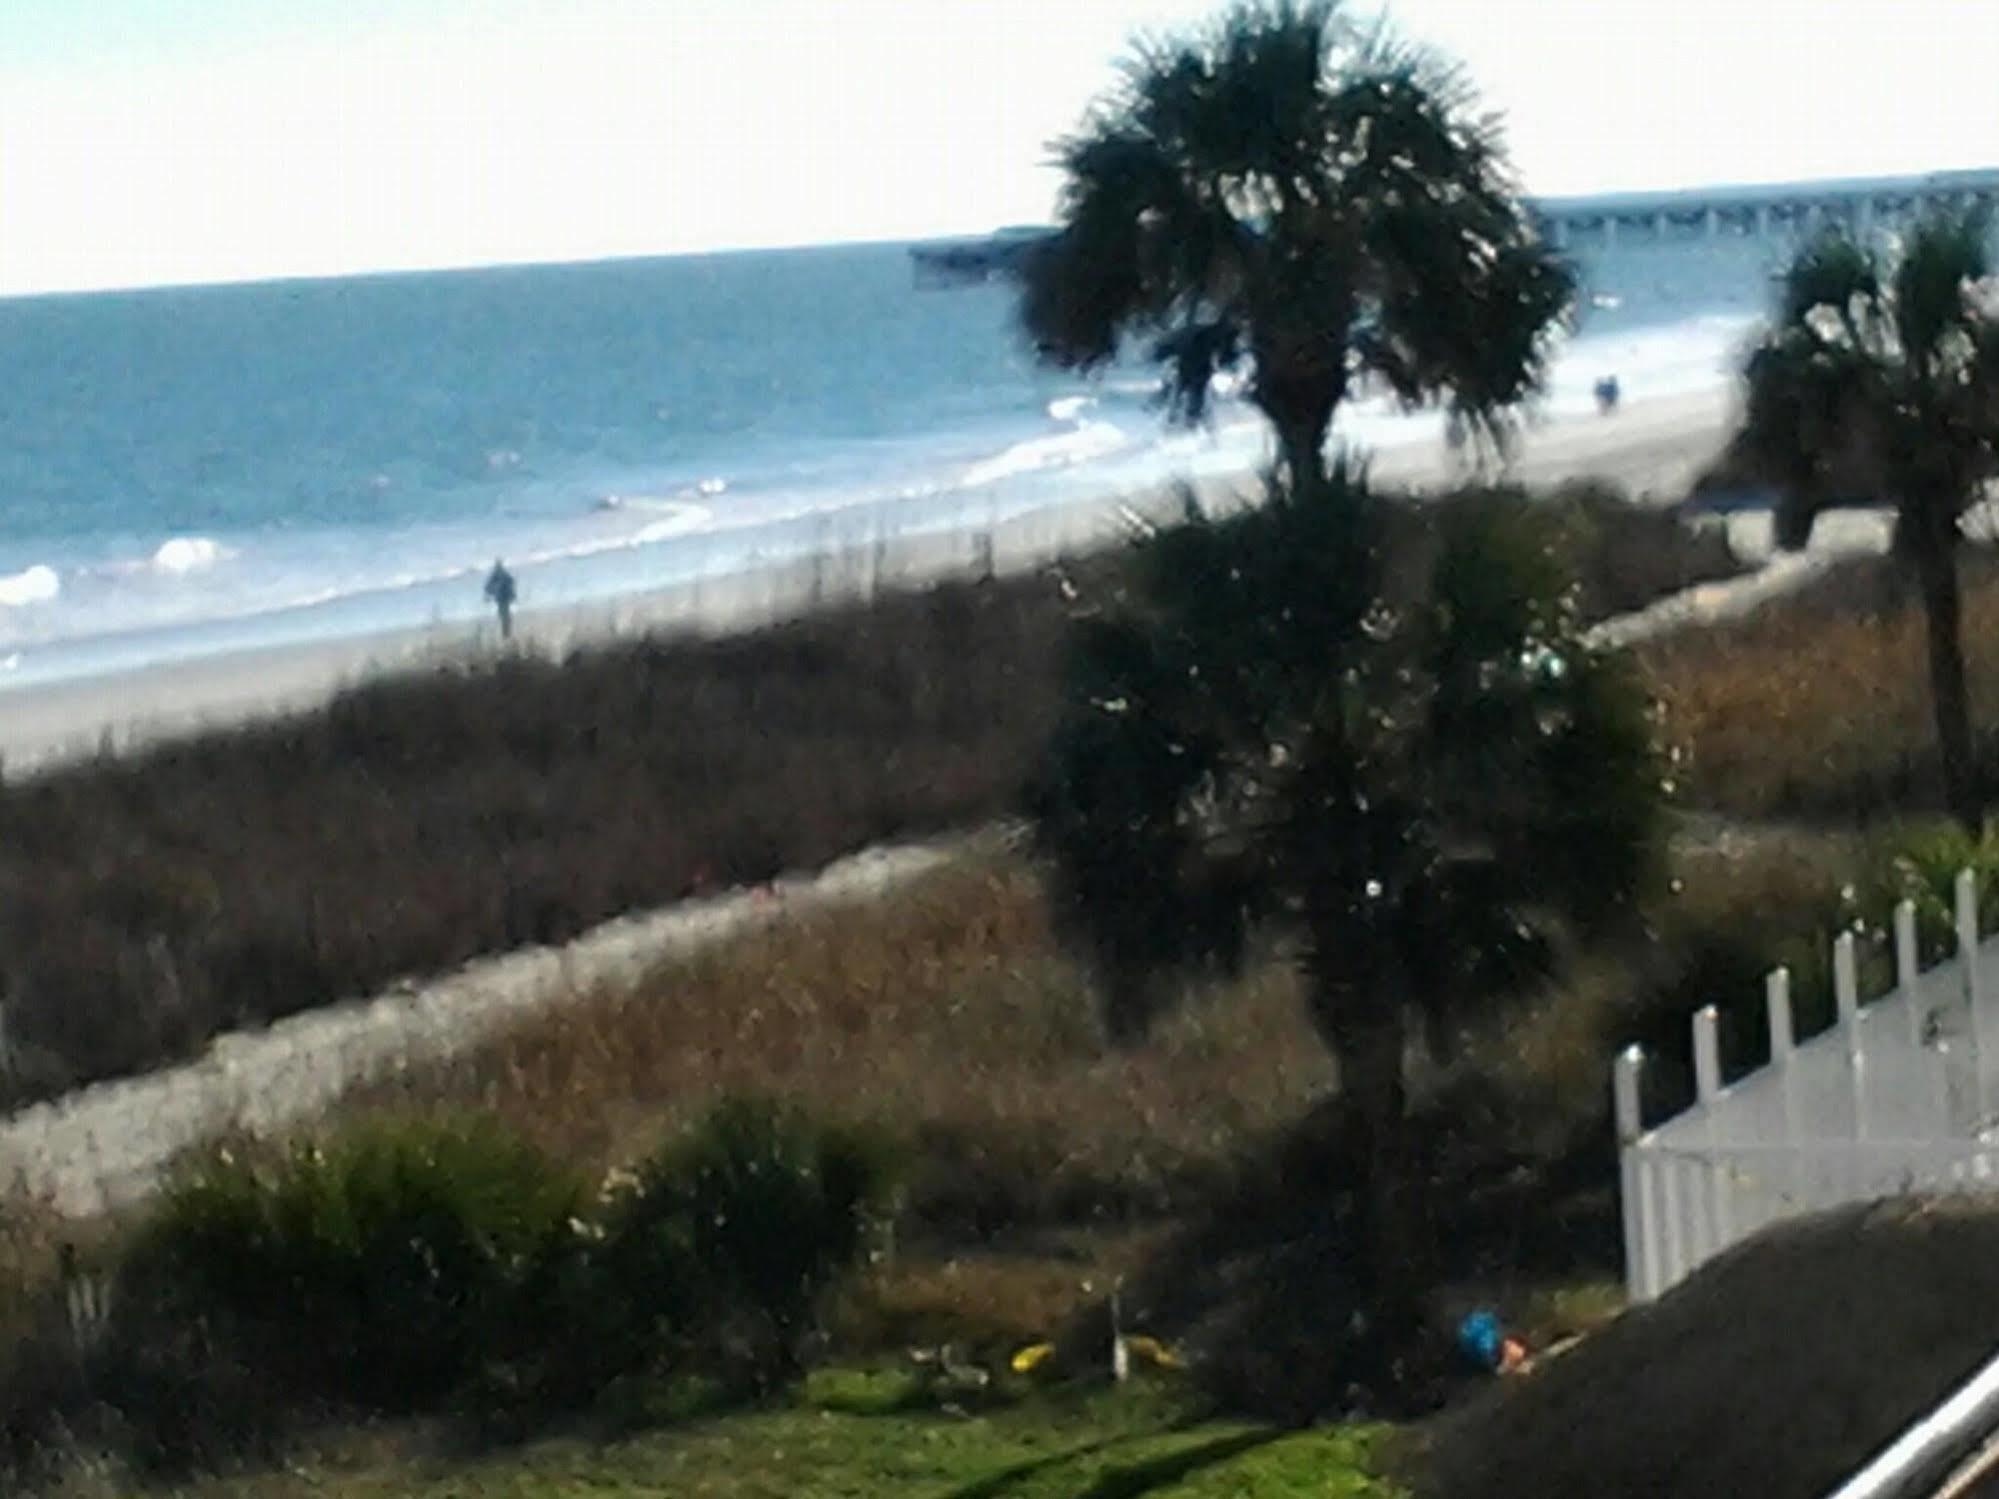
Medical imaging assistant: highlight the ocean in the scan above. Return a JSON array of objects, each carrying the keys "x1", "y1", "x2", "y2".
[{"x1": 0, "y1": 232, "x2": 1785, "y2": 690}]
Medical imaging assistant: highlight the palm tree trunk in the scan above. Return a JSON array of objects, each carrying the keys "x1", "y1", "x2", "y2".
[
  {"x1": 1313, "y1": 970, "x2": 1424, "y2": 1381},
  {"x1": 1256, "y1": 364, "x2": 1338, "y2": 497},
  {"x1": 1275, "y1": 410, "x2": 1332, "y2": 496},
  {"x1": 1101, "y1": 965, "x2": 1157, "y2": 1048},
  {"x1": 1911, "y1": 520, "x2": 1981, "y2": 830}
]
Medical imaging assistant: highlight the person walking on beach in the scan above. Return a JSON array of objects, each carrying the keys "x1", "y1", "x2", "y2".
[{"x1": 484, "y1": 558, "x2": 517, "y2": 640}]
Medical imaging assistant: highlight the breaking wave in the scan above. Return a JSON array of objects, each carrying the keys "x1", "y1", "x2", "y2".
[{"x1": 0, "y1": 565, "x2": 60, "y2": 609}]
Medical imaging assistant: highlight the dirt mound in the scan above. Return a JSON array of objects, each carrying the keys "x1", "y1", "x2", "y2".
[{"x1": 1415, "y1": 1196, "x2": 1999, "y2": 1499}]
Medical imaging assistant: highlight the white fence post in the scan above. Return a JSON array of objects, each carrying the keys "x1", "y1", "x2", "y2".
[
  {"x1": 1614, "y1": 1045, "x2": 1650, "y2": 1302},
  {"x1": 1835, "y1": 930, "x2": 1866, "y2": 1145},
  {"x1": 1767, "y1": 966, "x2": 1801, "y2": 1226},
  {"x1": 1896, "y1": 899, "x2": 1920, "y2": 1049},
  {"x1": 1960, "y1": 870, "x2": 1988, "y2": 1131},
  {"x1": 1692, "y1": 1005, "x2": 1729, "y2": 1258},
  {"x1": 1692, "y1": 1004, "x2": 1723, "y2": 1103}
]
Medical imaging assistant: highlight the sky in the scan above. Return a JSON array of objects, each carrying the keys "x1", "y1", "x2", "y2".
[{"x1": 3, "y1": 0, "x2": 1998, "y2": 296}]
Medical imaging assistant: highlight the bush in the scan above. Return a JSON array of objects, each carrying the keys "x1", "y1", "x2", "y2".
[
  {"x1": 1866, "y1": 819, "x2": 1999, "y2": 963},
  {"x1": 0, "y1": 1102, "x2": 893, "y2": 1476},
  {"x1": 126, "y1": 1115, "x2": 582, "y2": 1412},
  {"x1": 596, "y1": 1098, "x2": 893, "y2": 1387}
]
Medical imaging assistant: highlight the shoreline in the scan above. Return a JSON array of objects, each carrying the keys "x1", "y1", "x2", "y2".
[{"x1": 0, "y1": 386, "x2": 1737, "y2": 777}]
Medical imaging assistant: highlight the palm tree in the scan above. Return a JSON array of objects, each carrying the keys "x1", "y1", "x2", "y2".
[
  {"x1": 1019, "y1": 0, "x2": 1572, "y2": 495},
  {"x1": 1735, "y1": 213, "x2": 1999, "y2": 829},
  {"x1": 1030, "y1": 470, "x2": 1661, "y2": 1381}
]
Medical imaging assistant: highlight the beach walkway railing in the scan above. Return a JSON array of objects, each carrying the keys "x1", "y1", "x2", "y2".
[{"x1": 1617, "y1": 870, "x2": 1999, "y2": 1302}]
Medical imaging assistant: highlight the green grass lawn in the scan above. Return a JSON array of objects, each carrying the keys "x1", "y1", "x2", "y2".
[{"x1": 172, "y1": 1374, "x2": 1401, "y2": 1499}]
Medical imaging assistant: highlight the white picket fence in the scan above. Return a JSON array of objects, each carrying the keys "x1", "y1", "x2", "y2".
[{"x1": 1617, "y1": 870, "x2": 1999, "y2": 1302}]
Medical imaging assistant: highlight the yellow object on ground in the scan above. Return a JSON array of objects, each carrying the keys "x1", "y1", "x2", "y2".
[{"x1": 1010, "y1": 1342, "x2": 1055, "y2": 1374}]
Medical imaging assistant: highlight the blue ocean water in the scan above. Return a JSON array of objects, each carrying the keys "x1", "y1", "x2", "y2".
[{"x1": 0, "y1": 234, "x2": 1784, "y2": 688}]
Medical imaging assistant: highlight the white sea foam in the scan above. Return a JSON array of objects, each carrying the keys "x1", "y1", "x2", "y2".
[
  {"x1": 959, "y1": 420, "x2": 1132, "y2": 490},
  {"x1": 534, "y1": 500, "x2": 715, "y2": 563},
  {"x1": 254, "y1": 500, "x2": 718, "y2": 618},
  {"x1": 959, "y1": 393, "x2": 1137, "y2": 492},
  {"x1": 597, "y1": 478, "x2": 727, "y2": 513},
  {"x1": 150, "y1": 536, "x2": 233, "y2": 574},
  {"x1": 625, "y1": 509, "x2": 714, "y2": 548},
  {"x1": 1545, "y1": 311, "x2": 1754, "y2": 411},
  {"x1": 0, "y1": 565, "x2": 60, "y2": 608},
  {"x1": 85, "y1": 536, "x2": 238, "y2": 582}
]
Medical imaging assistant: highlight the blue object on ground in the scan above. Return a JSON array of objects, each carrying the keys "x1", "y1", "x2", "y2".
[{"x1": 1457, "y1": 1309, "x2": 1504, "y2": 1371}]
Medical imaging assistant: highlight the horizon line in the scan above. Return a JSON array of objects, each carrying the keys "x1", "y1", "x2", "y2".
[
  {"x1": 8, "y1": 161, "x2": 1995, "y2": 304},
  {"x1": 0, "y1": 228, "x2": 970, "y2": 306}
]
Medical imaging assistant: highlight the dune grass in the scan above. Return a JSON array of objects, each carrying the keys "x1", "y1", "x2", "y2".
[
  {"x1": 341, "y1": 854, "x2": 1332, "y2": 1244},
  {"x1": 1639, "y1": 548, "x2": 1999, "y2": 820},
  {"x1": 0, "y1": 579, "x2": 1070, "y2": 1107},
  {"x1": 0, "y1": 483, "x2": 1735, "y2": 1111}
]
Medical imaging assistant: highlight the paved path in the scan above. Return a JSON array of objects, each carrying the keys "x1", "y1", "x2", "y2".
[{"x1": 0, "y1": 834, "x2": 976, "y2": 1216}]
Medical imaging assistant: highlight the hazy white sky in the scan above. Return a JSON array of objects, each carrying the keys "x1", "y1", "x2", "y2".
[{"x1": 3, "y1": 0, "x2": 1997, "y2": 295}]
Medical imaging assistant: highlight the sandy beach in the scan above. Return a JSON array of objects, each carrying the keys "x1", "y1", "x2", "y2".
[{"x1": 0, "y1": 386, "x2": 1739, "y2": 777}]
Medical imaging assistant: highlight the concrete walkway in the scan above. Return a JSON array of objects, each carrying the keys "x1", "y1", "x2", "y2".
[{"x1": 0, "y1": 835, "x2": 972, "y2": 1216}]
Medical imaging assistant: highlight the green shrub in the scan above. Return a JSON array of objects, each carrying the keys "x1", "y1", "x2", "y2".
[
  {"x1": 1867, "y1": 820, "x2": 1999, "y2": 963},
  {"x1": 127, "y1": 1114, "x2": 581, "y2": 1412},
  {"x1": 599, "y1": 1098, "x2": 892, "y2": 1386}
]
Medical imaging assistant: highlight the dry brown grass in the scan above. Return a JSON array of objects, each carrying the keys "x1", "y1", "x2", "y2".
[
  {"x1": 0, "y1": 486, "x2": 1736, "y2": 1111},
  {"x1": 0, "y1": 576, "x2": 1073, "y2": 1108},
  {"x1": 1639, "y1": 551, "x2": 1999, "y2": 819},
  {"x1": 346, "y1": 854, "x2": 1332, "y2": 1240},
  {"x1": 829, "y1": 1227, "x2": 1168, "y2": 1359},
  {"x1": 0, "y1": 1199, "x2": 65, "y2": 1350}
]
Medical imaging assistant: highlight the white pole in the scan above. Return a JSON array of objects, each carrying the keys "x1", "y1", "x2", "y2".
[
  {"x1": 1959, "y1": 869, "x2": 1987, "y2": 1127},
  {"x1": 1767, "y1": 967, "x2": 1795, "y2": 1057},
  {"x1": 1614, "y1": 1046, "x2": 1649, "y2": 1301},
  {"x1": 1768, "y1": 967, "x2": 1802, "y2": 1228},
  {"x1": 1892, "y1": 898, "x2": 1943, "y2": 1136},
  {"x1": 1659, "y1": 1155, "x2": 1685, "y2": 1295},
  {"x1": 1692, "y1": 1006, "x2": 1730, "y2": 1256},
  {"x1": 1836, "y1": 930, "x2": 1866, "y2": 1141},
  {"x1": 1896, "y1": 899, "x2": 1920, "y2": 1047},
  {"x1": 1693, "y1": 1004, "x2": 1723, "y2": 1104}
]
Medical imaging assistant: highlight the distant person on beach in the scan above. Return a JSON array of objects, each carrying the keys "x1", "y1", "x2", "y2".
[
  {"x1": 484, "y1": 559, "x2": 517, "y2": 639},
  {"x1": 1594, "y1": 375, "x2": 1621, "y2": 415}
]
